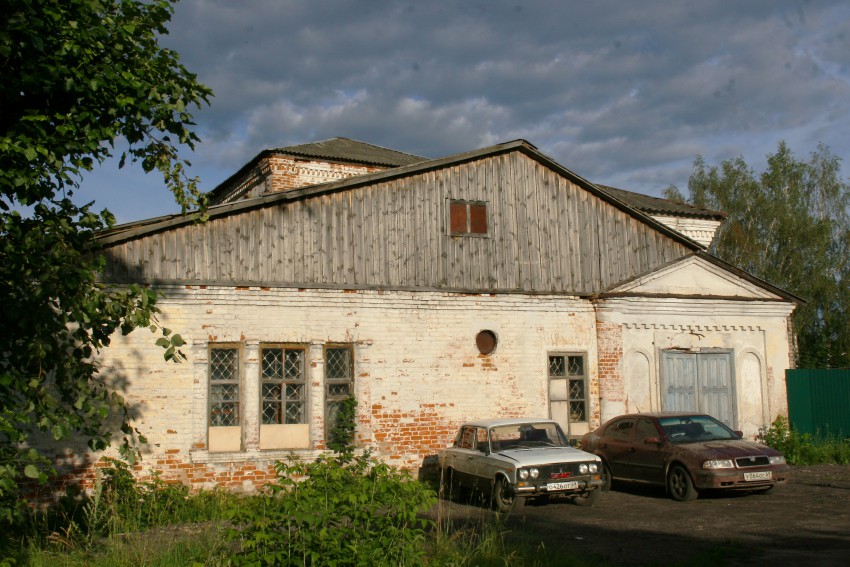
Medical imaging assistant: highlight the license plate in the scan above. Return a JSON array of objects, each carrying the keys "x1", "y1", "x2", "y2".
[
  {"x1": 547, "y1": 481, "x2": 579, "y2": 491},
  {"x1": 744, "y1": 471, "x2": 772, "y2": 482}
]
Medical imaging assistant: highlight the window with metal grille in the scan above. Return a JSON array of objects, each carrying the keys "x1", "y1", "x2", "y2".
[
  {"x1": 325, "y1": 345, "x2": 353, "y2": 438},
  {"x1": 449, "y1": 200, "x2": 488, "y2": 235},
  {"x1": 261, "y1": 346, "x2": 306, "y2": 425},
  {"x1": 209, "y1": 347, "x2": 240, "y2": 427},
  {"x1": 548, "y1": 354, "x2": 587, "y2": 422}
]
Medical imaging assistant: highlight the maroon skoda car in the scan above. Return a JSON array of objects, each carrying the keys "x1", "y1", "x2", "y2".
[{"x1": 580, "y1": 413, "x2": 789, "y2": 501}]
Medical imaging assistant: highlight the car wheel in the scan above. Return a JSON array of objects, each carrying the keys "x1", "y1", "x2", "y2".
[
  {"x1": 492, "y1": 476, "x2": 515, "y2": 513},
  {"x1": 573, "y1": 488, "x2": 600, "y2": 506},
  {"x1": 667, "y1": 465, "x2": 698, "y2": 502},
  {"x1": 601, "y1": 461, "x2": 613, "y2": 492}
]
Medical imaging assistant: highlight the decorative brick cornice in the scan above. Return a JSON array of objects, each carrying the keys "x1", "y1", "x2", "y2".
[{"x1": 622, "y1": 322, "x2": 764, "y2": 332}]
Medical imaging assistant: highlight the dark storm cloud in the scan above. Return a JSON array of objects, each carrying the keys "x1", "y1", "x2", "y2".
[{"x1": 80, "y1": 0, "x2": 850, "y2": 221}]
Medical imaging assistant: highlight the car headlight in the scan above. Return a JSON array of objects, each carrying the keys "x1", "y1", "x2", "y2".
[
  {"x1": 579, "y1": 464, "x2": 588, "y2": 474},
  {"x1": 589, "y1": 463, "x2": 598, "y2": 474},
  {"x1": 519, "y1": 469, "x2": 529, "y2": 480},
  {"x1": 769, "y1": 455, "x2": 786, "y2": 465},
  {"x1": 529, "y1": 468, "x2": 539, "y2": 479},
  {"x1": 702, "y1": 459, "x2": 735, "y2": 469}
]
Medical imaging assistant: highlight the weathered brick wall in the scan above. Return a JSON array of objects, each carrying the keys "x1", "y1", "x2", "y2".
[
  {"x1": 215, "y1": 155, "x2": 387, "y2": 204},
  {"x1": 265, "y1": 156, "x2": 385, "y2": 194},
  {"x1": 50, "y1": 286, "x2": 598, "y2": 494},
  {"x1": 595, "y1": 320, "x2": 625, "y2": 423}
]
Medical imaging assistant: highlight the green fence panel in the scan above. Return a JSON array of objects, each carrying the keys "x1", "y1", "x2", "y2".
[{"x1": 786, "y1": 369, "x2": 850, "y2": 438}]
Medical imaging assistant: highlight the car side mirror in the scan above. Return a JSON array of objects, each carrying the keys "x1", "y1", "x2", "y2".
[
  {"x1": 733, "y1": 430, "x2": 744, "y2": 439},
  {"x1": 644, "y1": 436, "x2": 662, "y2": 445}
]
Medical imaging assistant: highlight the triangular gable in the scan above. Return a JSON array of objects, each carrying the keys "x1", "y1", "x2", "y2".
[
  {"x1": 605, "y1": 255, "x2": 784, "y2": 300},
  {"x1": 99, "y1": 139, "x2": 701, "y2": 253}
]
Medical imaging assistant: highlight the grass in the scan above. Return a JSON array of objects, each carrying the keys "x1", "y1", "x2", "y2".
[
  {"x1": 7, "y1": 493, "x2": 757, "y2": 567},
  {"x1": 20, "y1": 524, "x2": 231, "y2": 567}
]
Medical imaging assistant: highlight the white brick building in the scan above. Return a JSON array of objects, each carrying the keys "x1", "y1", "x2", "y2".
[{"x1": 56, "y1": 138, "x2": 799, "y2": 492}]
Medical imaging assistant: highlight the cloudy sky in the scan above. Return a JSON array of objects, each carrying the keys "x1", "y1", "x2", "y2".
[{"x1": 79, "y1": 0, "x2": 850, "y2": 223}]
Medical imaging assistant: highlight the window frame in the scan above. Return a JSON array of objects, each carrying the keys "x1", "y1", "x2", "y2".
[
  {"x1": 448, "y1": 199, "x2": 489, "y2": 236},
  {"x1": 259, "y1": 344, "x2": 308, "y2": 426},
  {"x1": 324, "y1": 344, "x2": 354, "y2": 441},
  {"x1": 548, "y1": 352, "x2": 589, "y2": 423},
  {"x1": 604, "y1": 418, "x2": 635, "y2": 442},
  {"x1": 208, "y1": 344, "x2": 242, "y2": 428}
]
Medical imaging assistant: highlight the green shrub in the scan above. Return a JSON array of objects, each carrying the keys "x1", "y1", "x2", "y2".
[
  {"x1": 327, "y1": 395, "x2": 358, "y2": 455},
  {"x1": 227, "y1": 451, "x2": 436, "y2": 566},
  {"x1": 757, "y1": 416, "x2": 850, "y2": 465}
]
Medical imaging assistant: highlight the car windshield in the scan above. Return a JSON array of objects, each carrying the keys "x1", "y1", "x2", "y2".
[
  {"x1": 659, "y1": 415, "x2": 738, "y2": 444},
  {"x1": 489, "y1": 422, "x2": 568, "y2": 451}
]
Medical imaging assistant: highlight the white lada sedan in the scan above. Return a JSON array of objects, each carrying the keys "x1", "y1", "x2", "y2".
[{"x1": 439, "y1": 418, "x2": 605, "y2": 511}]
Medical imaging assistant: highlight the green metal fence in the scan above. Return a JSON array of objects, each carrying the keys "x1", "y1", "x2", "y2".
[{"x1": 785, "y1": 369, "x2": 850, "y2": 437}]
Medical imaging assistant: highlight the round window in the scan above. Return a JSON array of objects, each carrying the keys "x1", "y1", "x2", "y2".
[{"x1": 476, "y1": 330, "x2": 497, "y2": 355}]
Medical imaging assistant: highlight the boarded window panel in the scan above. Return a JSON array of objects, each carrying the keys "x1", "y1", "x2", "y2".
[
  {"x1": 469, "y1": 203, "x2": 488, "y2": 234},
  {"x1": 450, "y1": 201, "x2": 468, "y2": 233}
]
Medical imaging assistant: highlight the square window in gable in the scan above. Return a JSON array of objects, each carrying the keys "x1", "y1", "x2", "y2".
[{"x1": 449, "y1": 200, "x2": 489, "y2": 236}]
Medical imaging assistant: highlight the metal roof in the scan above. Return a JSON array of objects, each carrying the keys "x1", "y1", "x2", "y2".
[
  {"x1": 270, "y1": 137, "x2": 427, "y2": 167},
  {"x1": 207, "y1": 137, "x2": 427, "y2": 204},
  {"x1": 596, "y1": 185, "x2": 726, "y2": 220}
]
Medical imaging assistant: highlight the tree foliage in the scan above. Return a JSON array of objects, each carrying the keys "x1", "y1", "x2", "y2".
[
  {"x1": 0, "y1": 0, "x2": 211, "y2": 522},
  {"x1": 665, "y1": 142, "x2": 850, "y2": 368}
]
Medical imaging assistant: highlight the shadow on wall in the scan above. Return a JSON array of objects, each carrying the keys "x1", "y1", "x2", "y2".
[
  {"x1": 27, "y1": 248, "x2": 190, "y2": 502},
  {"x1": 27, "y1": 356, "x2": 149, "y2": 503},
  {"x1": 418, "y1": 454, "x2": 441, "y2": 489}
]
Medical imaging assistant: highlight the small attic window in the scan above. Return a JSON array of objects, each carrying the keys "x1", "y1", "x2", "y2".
[{"x1": 449, "y1": 200, "x2": 489, "y2": 236}]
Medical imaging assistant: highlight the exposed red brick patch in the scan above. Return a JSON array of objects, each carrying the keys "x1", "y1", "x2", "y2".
[{"x1": 596, "y1": 321, "x2": 625, "y2": 404}]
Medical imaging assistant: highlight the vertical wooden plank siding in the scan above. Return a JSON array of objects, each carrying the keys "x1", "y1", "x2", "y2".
[
  {"x1": 524, "y1": 156, "x2": 541, "y2": 290},
  {"x1": 101, "y1": 153, "x2": 691, "y2": 292}
]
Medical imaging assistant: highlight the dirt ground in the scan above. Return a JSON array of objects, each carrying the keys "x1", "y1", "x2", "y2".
[{"x1": 432, "y1": 464, "x2": 850, "y2": 566}]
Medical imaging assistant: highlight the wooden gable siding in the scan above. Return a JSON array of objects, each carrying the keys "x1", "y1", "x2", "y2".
[{"x1": 102, "y1": 152, "x2": 690, "y2": 293}]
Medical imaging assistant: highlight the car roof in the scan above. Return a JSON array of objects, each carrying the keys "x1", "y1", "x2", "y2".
[
  {"x1": 625, "y1": 412, "x2": 710, "y2": 418},
  {"x1": 601, "y1": 412, "x2": 716, "y2": 423},
  {"x1": 459, "y1": 417, "x2": 556, "y2": 428}
]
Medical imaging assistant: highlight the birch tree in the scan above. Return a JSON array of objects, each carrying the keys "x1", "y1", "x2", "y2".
[{"x1": 665, "y1": 142, "x2": 850, "y2": 368}]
